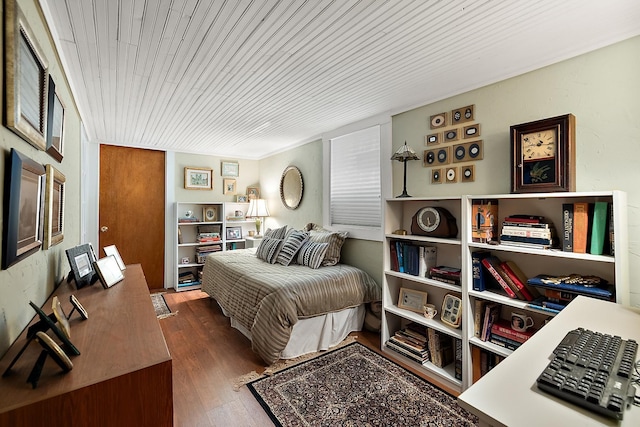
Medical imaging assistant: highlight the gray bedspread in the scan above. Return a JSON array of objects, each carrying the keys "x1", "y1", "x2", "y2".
[{"x1": 202, "y1": 249, "x2": 380, "y2": 364}]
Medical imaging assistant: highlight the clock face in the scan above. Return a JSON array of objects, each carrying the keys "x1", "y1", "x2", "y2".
[
  {"x1": 521, "y1": 129, "x2": 557, "y2": 160},
  {"x1": 417, "y1": 207, "x2": 441, "y2": 232}
]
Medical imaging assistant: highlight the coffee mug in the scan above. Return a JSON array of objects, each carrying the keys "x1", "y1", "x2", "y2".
[
  {"x1": 511, "y1": 312, "x2": 534, "y2": 332},
  {"x1": 423, "y1": 304, "x2": 438, "y2": 319}
]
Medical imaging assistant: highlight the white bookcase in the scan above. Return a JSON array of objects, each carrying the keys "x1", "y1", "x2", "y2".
[
  {"x1": 175, "y1": 201, "x2": 255, "y2": 291},
  {"x1": 382, "y1": 191, "x2": 628, "y2": 392}
]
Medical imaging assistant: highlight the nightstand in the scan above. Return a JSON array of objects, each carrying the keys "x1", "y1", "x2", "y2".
[{"x1": 245, "y1": 236, "x2": 263, "y2": 248}]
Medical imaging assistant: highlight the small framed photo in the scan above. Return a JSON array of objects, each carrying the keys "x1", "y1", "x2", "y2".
[
  {"x1": 202, "y1": 206, "x2": 218, "y2": 222},
  {"x1": 236, "y1": 195, "x2": 248, "y2": 203},
  {"x1": 44, "y1": 164, "x2": 65, "y2": 249},
  {"x1": 226, "y1": 227, "x2": 242, "y2": 240},
  {"x1": 103, "y1": 244, "x2": 126, "y2": 270},
  {"x1": 221, "y1": 161, "x2": 239, "y2": 177},
  {"x1": 184, "y1": 167, "x2": 213, "y2": 190},
  {"x1": 65, "y1": 244, "x2": 97, "y2": 289},
  {"x1": 45, "y1": 76, "x2": 65, "y2": 162},
  {"x1": 180, "y1": 257, "x2": 190, "y2": 264},
  {"x1": 397, "y1": 288, "x2": 428, "y2": 313},
  {"x1": 95, "y1": 255, "x2": 125, "y2": 289},
  {"x1": 246, "y1": 186, "x2": 260, "y2": 200},
  {"x1": 223, "y1": 178, "x2": 236, "y2": 195}
]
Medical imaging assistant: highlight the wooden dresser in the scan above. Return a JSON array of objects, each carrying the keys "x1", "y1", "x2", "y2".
[{"x1": 0, "y1": 264, "x2": 173, "y2": 426}]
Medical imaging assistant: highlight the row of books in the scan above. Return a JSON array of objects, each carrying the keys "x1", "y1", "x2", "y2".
[
  {"x1": 471, "y1": 346, "x2": 505, "y2": 382},
  {"x1": 562, "y1": 201, "x2": 613, "y2": 255},
  {"x1": 389, "y1": 240, "x2": 436, "y2": 277},
  {"x1": 178, "y1": 216, "x2": 200, "y2": 223},
  {"x1": 473, "y1": 300, "x2": 538, "y2": 345},
  {"x1": 472, "y1": 252, "x2": 539, "y2": 301},
  {"x1": 178, "y1": 271, "x2": 200, "y2": 287},
  {"x1": 196, "y1": 244, "x2": 222, "y2": 263},
  {"x1": 197, "y1": 232, "x2": 221, "y2": 243},
  {"x1": 499, "y1": 215, "x2": 557, "y2": 250},
  {"x1": 386, "y1": 324, "x2": 429, "y2": 363}
]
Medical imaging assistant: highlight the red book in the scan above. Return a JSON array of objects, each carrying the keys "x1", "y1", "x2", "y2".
[
  {"x1": 500, "y1": 261, "x2": 534, "y2": 301},
  {"x1": 573, "y1": 202, "x2": 589, "y2": 253},
  {"x1": 503, "y1": 215, "x2": 546, "y2": 224},
  {"x1": 491, "y1": 320, "x2": 536, "y2": 343},
  {"x1": 481, "y1": 257, "x2": 517, "y2": 299}
]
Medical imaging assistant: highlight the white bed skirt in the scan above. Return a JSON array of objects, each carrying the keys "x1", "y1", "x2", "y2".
[{"x1": 222, "y1": 303, "x2": 365, "y2": 360}]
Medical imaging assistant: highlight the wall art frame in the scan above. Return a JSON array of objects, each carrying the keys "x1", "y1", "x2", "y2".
[
  {"x1": 43, "y1": 164, "x2": 65, "y2": 249},
  {"x1": 246, "y1": 186, "x2": 260, "y2": 200},
  {"x1": 4, "y1": 1, "x2": 49, "y2": 150},
  {"x1": 226, "y1": 226, "x2": 242, "y2": 240},
  {"x1": 397, "y1": 287, "x2": 428, "y2": 313},
  {"x1": 2, "y1": 149, "x2": 46, "y2": 269},
  {"x1": 221, "y1": 161, "x2": 239, "y2": 177},
  {"x1": 184, "y1": 166, "x2": 213, "y2": 190},
  {"x1": 223, "y1": 178, "x2": 236, "y2": 195},
  {"x1": 45, "y1": 76, "x2": 65, "y2": 161}
]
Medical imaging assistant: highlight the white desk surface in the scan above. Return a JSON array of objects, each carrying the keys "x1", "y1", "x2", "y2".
[{"x1": 458, "y1": 296, "x2": 640, "y2": 427}]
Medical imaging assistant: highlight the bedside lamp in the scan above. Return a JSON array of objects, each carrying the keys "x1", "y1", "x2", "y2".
[
  {"x1": 246, "y1": 199, "x2": 270, "y2": 237},
  {"x1": 391, "y1": 141, "x2": 420, "y2": 198}
]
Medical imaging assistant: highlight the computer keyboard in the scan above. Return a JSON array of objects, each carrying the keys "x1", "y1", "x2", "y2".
[{"x1": 536, "y1": 327, "x2": 638, "y2": 420}]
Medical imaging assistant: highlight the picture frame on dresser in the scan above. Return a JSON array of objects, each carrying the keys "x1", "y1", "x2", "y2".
[
  {"x1": 2, "y1": 149, "x2": 46, "y2": 269},
  {"x1": 65, "y1": 244, "x2": 97, "y2": 289},
  {"x1": 94, "y1": 255, "x2": 125, "y2": 289},
  {"x1": 226, "y1": 226, "x2": 242, "y2": 240}
]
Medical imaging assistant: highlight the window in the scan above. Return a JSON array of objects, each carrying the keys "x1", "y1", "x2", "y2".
[{"x1": 323, "y1": 117, "x2": 391, "y2": 241}]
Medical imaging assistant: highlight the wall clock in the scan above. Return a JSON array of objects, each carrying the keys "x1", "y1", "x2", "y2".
[{"x1": 510, "y1": 114, "x2": 575, "y2": 193}]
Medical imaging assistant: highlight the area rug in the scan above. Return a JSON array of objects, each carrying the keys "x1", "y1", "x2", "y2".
[
  {"x1": 248, "y1": 342, "x2": 478, "y2": 426},
  {"x1": 150, "y1": 292, "x2": 177, "y2": 319}
]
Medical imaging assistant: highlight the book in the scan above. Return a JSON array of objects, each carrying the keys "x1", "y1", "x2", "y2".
[
  {"x1": 542, "y1": 288, "x2": 578, "y2": 302},
  {"x1": 503, "y1": 215, "x2": 546, "y2": 223},
  {"x1": 396, "y1": 241, "x2": 405, "y2": 273},
  {"x1": 501, "y1": 226, "x2": 553, "y2": 239},
  {"x1": 481, "y1": 256, "x2": 518, "y2": 299},
  {"x1": 389, "y1": 240, "x2": 399, "y2": 272},
  {"x1": 498, "y1": 240, "x2": 554, "y2": 250},
  {"x1": 471, "y1": 251, "x2": 491, "y2": 291},
  {"x1": 501, "y1": 221, "x2": 553, "y2": 229},
  {"x1": 418, "y1": 246, "x2": 437, "y2": 277},
  {"x1": 490, "y1": 319, "x2": 536, "y2": 343},
  {"x1": 589, "y1": 201, "x2": 608, "y2": 255},
  {"x1": 608, "y1": 203, "x2": 615, "y2": 256},
  {"x1": 473, "y1": 299, "x2": 487, "y2": 338},
  {"x1": 499, "y1": 234, "x2": 555, "y2": 246},
  {"x1": 480, "y1": 303, "x2": 501, "y2": 341},
  {"x1": 472, "y1": 199, "x2": 499, "y2": 243},
  {"x1": 562, "y1": 203, "x2": 574, "y2": 252},
  {"x1": 527, "y1": 274, "x2": 614, "y2": 300},
  {"x1": 573, "y1": 202, "x2": 589, "y2": 253},
  {"x1": 454, "y1": 338, "x2": 463, "y2": 380},
  {"x1": 427, "y1": 328, "x2": 454, "y2": 367},
  {"x1": 489, "y1": 334, "x2": 522, "y2": 351},
  {"x1": 499, "y1": 261, "x2": 536, "y2": 301}
]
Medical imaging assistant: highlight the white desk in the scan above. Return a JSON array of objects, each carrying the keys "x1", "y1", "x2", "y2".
[{"x1": 458, "y1": 296, "x2": 639, "y2": 427}]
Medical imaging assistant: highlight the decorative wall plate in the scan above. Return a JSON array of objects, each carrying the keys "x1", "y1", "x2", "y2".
[
  {"x1": 429, "y1": 112, "x2": 447, "y2": 129},
  {"x1": 445, "y1": 167, "x2": 458, "y2": 183},
  {"x1": 451, "y1": 105, "x2": 475, "y2": 124},
  {"x1": 431, "y1": 168, "x2": 442, "y2": 184},
  {"x1": 444, "y1": 128, "x2": 459, "y2": 142},
  {"x1": 461, "y1": 165, "x2": 475, "y2": 182},
  {"x1": 453, "y1": 140, "x2": 483, "y2": 163},
  {"x1": 425, "y1": 133, "x2": 440, "y2": 146},
  {"x1": 463, "y1": 124, "x2": 481, "y2": 138}
]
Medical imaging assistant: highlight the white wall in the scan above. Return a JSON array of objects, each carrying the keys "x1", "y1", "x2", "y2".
[{"x1": 392, "y1": 36, "x2": 640, "y2": 307}]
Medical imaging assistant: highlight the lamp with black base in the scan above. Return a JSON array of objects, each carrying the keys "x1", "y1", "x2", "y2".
[{"x1": 391, "y1": 142, "x2": 420, "y2": 198}]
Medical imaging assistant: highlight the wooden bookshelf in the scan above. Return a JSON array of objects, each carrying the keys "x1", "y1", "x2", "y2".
[{"x1": 0, "y1": 264, "x2": 173, "y2": 426}]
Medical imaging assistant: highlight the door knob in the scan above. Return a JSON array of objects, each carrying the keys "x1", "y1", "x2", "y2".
[{"x1": 100, "y1": 226, "x2": 109, "y2": 232}]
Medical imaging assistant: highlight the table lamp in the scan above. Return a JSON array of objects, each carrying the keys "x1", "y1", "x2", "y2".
[
  {"x1": 391, "y1": 142, "x2": 420, "y2": 198},
  {"x1": 246, "y1": 199, "x2": 270, "y2": 237}
]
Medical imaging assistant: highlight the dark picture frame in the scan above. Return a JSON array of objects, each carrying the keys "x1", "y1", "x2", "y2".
[
  {"x1": 44, "y1": 164, "x2": 65, "y2": 249},
  {"x1": 65, "y1": 244, "x2": 97, "y2": 289},
  {"x1": 226, "y1": 226, "x2": 242, "y2": 240},
  {"x1": 4, "y1": 1, "x2": 49, "y2": 150},
  {"x1": 45, "y1": 76, "x2": 65, "y2": 161},
  {"x1": 2, "y1": 149, "x2": 46, "y2": 269}
]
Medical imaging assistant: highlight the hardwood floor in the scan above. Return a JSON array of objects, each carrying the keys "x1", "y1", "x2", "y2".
[{"x1": 159, "y1": 290, "x2": 455, "y2": 426}]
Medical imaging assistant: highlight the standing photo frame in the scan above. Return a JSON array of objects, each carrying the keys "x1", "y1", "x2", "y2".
[
  {"x1": 2, "y1": 149, "x2": 46, "y2": 269},
  {"x1": 44, "y1": 164, "x2": 65, "y2": 249},
  {"x1": 226, "y1": 227, "x2": 242, "y2": 240},
  {"x1": 4, "y1": 1, "x2": 49, "y2": 150},
  {"x1": 246, "y1": 186, "x2": 260, "y2": 200},
  {"x1": 95, "y1": 255, "x2": 125, "y2": 289},
  {"x1": 397, "y1": 288, "x2": 428, "y2": 313},
  {"x1": 45, "y1": 76, "x2": 65, "y2": 161},
  {"x1": 65, "y1": 244, "x2": 97, "y2": 289},
  {"x1": 103, "y1": 244, "x2": 126, "y2": 270},
  {"x1": 221, "y1": 161, "x2": 239, "y2": 177},
  {"x1": 184, "y1": 167, "x2": 213, "y2": 190}
]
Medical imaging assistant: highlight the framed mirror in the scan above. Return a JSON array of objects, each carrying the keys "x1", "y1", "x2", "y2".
[{"x1": 280, "y1": 166, "x2": 304, "y2": 210}]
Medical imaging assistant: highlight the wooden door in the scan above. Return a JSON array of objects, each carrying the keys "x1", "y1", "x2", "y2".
[{"x1": 99, "y1": 145, "x2": 165, "y2": 290}]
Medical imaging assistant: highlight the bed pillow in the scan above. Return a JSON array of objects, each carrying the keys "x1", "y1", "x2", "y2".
[
  {"x1": 275, "y1": 229, "x2": 309, "y2": 266},
  {"x1": 303, "y1": 223, "x2": 348, "y2": 266},
  {"x1": 296, "y1": 241, "x2": 329, "y2": 269},
  {"x1": 256, "y1": 237, "x2": 284, "y2": 264},
  {"x1": 264, "y1": 225, "x2": 288, "y2": 240}
]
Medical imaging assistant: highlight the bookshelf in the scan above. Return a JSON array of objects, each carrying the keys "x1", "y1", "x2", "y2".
[
  {"x1": 175, "y1": 201, "x2": 254, "y2": 291},
  {"x1": 383, "y1": 191, "x2": 628, "y2": 392}
]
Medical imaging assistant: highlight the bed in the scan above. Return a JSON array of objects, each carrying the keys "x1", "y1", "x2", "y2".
[{"x1": 201, "y1": 240, "x2": 380, "y2": 364}]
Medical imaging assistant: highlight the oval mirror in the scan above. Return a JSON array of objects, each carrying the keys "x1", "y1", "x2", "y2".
[{"x1": 280, "y1": 166, "x2": 304, "y2": 210}]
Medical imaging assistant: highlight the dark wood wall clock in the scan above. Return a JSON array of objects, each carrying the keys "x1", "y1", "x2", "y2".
[{"x1": 510, "y1": 114, "x2": 576, "y2": 193}]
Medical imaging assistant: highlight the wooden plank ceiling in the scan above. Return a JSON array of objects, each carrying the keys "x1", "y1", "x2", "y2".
[{"x1": 40, "y1": 0, "x2": 640, "y2": 159}]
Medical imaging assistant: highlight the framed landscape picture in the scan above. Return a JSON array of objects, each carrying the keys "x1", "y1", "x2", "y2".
[
  {"x1": 44, "y1": 164, "x2": 65, "y2": 249},
  {"x1": 184, "y1": 167, "x2": 213, "y2": 190},
  {"x1": 221, "y1": 161, "x2": 239, "y2": 177}
]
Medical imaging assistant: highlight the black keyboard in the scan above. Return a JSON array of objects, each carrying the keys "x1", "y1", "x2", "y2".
[{"x1": 536, "y1": 327, "x2": 638, "y2": 420}]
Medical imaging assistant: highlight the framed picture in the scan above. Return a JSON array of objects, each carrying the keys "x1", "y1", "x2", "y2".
[
  {"x1": 65, "y1": 244, "x2": 97, "y2": 289},
  {"x1": 247, "y1": 186, "x2": 260, "y2": 200},
  {"x1": 221, "y1": 161, "x2": 239, "y2": 177},
  {"x1": 95, "y1": 255, "x2": 125, "y2": 289},
  {"x1": 223, "y1": 178, "x2": 236, "y2": 195},
  {"x1": 103, "y1": 244, "x2": 126, "y2": 270},
  {"x1": 236, "y1": 195, "x2": 248, "y2": 203},
  {"x1": 45, "y1": 76, "x2": 65, "y2": 162},
  {"x1": 29, "y1": 301, "x2": 80, "y2": 356},
  {"x1": 226, "y1": 227, "x2": 242, "y2": 240},
  {"x1": 184, "y1": 167, "x2": 213, "y2": 190},
  {"x1": 4, "y1": 2, "x2": 49, "y2": 150},
  {"x1": 2, "y1": 149, "x2": 46, "y2": 269},
  {"x1": 43, "y1": 164, "x2": 65, "y2": 249},
  {"x1": 397, "y1": 287, "x2": 428, "y2": 313},
  {"x1": 202, "y1": 206, "x2": 217, "y2": 222}
]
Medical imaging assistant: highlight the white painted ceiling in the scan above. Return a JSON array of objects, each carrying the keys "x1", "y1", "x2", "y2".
[{"x1": 40, "y1": 0, "x2": 640, "y2": 160}]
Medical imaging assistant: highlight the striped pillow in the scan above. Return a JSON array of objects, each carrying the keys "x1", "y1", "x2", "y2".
[
  {"x1": 276, "y1": 230, "x2": 309, "y2": 266},
  {"x1": 256, "y1": 237, "x2": 284, "y2": 264},
  {"x1": 264, "y1": 225, "x2": 288, "y2": 240},
  {"x1": 297, "y1": 241, "x2": 329, "y2": 269}
]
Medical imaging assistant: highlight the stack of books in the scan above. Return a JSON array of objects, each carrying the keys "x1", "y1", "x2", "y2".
[
  {"x1": 428, "y1": 265, "x2": 461, "y2": 286},
  {"x1": 389, "y1": 240, "x2": 437, "y2": 277},
  {"x1": 178, "y1": 216, "x2": 199, "y2": 223},
  {"x1": 562, "y1": 201, "x2": 612, "y2": 255},
  {"x1": 386, "y1": 323, "x2": 429, "y2": 363},
  {"x1": 427, "y1": 327, "x2": 454, "y2": 368},
  {"x1": 196, "y1": 244, "x2": 222, "y2": 263},
  {"x1": 197, "y1": 232, "x2": 221, "y2": 243},
  {"x1": 478, "y1": 255, "x2": 538, "y2": 301},
  {"x1": 489, "y1": 319, "x2": 536, "y2": 350},
  {"x1": 499, "y1": 215, "x2": 557, "y2": 249},
  {"x1": 178, "y1": 271, "x2": 199, "y2": 287}
]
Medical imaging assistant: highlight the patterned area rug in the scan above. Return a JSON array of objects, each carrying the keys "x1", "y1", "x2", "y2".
[
  {"x1": 150, "y1": 292, "x2": 177, "y2": 319},
  {"x1": 248, "y1": 342, "x2": 478, "y2": 426}
]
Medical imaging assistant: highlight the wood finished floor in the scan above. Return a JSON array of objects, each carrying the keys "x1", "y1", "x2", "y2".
[{"x1": 159, "y1": 289, "x2": 454, "y2": 426}]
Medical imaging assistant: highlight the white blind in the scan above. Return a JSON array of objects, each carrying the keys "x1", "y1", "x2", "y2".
[{"x1": 330, "y1": 126, "x2": 381, "y2": 227}]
